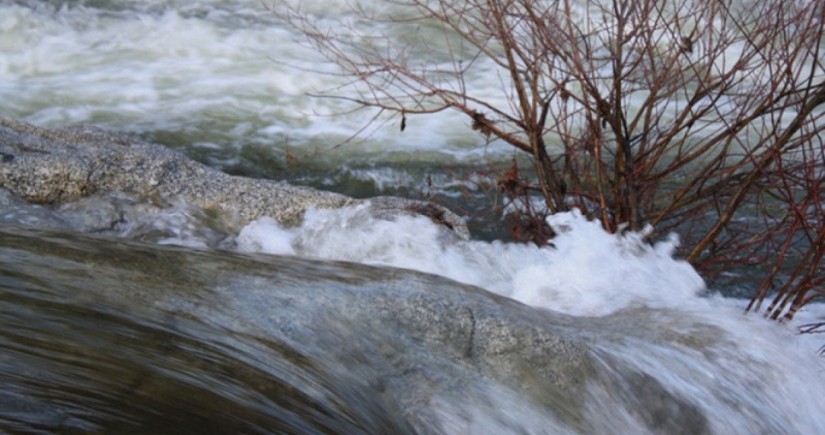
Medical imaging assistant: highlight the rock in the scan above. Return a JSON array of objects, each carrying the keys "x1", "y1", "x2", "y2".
[
  {"x1": 0, "y1": 118, "x2": 467, "y2": 237},
  {"x1": 0, "y1": 225, "x2": 710, "y2": 434},
  {"x1": 368, "y1": 195, "x2": 470, "y2": 240}
]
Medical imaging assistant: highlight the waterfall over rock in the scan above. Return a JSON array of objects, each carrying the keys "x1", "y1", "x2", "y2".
[{"x1": 1, "y1": 226, "x2": 716, "y2": 434}]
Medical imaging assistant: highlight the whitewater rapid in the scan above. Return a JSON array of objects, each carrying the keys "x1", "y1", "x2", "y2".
[
  {"x1": 0, "y1": 0, "x2": 498, "y2": 164},
  {"x1": 2, "y1": 0, "x2": 823, "y2": 363},
  {"x1": 2, "y1": 1, "x2": 825, "y2": 431},
  {"x1": 235, "y1": 206, "x2": 704, "y2": 317},
  {"x1": 189, "y1": 201, "x2": 825, "y2": 433}
]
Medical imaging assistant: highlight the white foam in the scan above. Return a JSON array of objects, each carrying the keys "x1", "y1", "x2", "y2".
[
  {"x1": 235, "y1": 205, "x2": 706, "y2": 316},
  {"x1": 236, "y1": 216, "x2": 296, "y2": 255},
  {"x1": 512, "y1": 209, "x2": 704, "y2": 316}
]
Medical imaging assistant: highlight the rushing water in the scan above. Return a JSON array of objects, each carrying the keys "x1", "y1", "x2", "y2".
[
  {"x1": 2, "y1": 0, "x2": 825, "y2": 433},
  {"x1": 3, "y1": 223, "x2": 825, "y2": 434},
  {"x1": 1, "y1": 0, "x2": 521, "y2": 237},
  {"x1": 0, "y1": 0, "x2": 502, "y2": 170}
]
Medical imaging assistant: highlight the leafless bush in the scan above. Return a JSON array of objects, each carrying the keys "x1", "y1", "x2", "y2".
[{"x1": 268, "y1": 0, "x2": 824, "y2": 321}]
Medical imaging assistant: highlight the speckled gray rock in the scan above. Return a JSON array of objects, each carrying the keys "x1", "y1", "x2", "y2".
[{"x1": 0, "y1": 118, "x2": 467, "y2": 236}]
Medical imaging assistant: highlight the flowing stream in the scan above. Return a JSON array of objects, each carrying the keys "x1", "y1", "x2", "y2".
[
  {"x1": 3, "y1": 222, "x2": 825, "y2": 434},
  {"x1": 2, "y1": 1, "x2": 825, "y2": 433}
]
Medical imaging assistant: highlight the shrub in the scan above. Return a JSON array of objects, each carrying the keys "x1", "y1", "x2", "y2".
[{"x1": 268, "y1": 0, "x2": 824, "y2": 322}]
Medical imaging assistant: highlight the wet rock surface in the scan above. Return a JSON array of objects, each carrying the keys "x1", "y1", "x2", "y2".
[
  {"x1": 0, "y1": 118, "x2": 467, "y2": 237},
  {"x1": 0, "y1": 226, "x2": 709, "y2": 434}
]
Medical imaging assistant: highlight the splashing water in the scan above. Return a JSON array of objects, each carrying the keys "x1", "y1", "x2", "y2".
[
  {"x1": 236, "y1": 205, "x2": 705, "y2": 317},
  {"x1": 3, "y1": 0, "x2": 825, "y2": 431},
  {"x1": 3, "y1": 204, "x2": 825, "y2": 433},
  {"x1": 231, "y1": 204, "x2": 825, "y2": 432}
]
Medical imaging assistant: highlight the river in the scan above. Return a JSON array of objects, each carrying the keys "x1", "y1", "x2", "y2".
[{"x1": 2, "y1": 0, "x2": 825, "y2": 433}]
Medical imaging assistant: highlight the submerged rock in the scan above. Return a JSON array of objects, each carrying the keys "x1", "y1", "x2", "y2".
[
  {"x1": 0, "y1": 226, "x2": 710, "y2": 434},
  {"x1": 0, "y1": 118, "x2": 467, "y2": 237}
]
